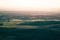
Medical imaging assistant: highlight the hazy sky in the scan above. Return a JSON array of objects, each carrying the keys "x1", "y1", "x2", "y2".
[{"x1": 0, "y1": 0, "x2": 60, "y2": 12}]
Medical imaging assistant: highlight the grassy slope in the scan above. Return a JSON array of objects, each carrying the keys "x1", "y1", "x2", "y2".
[{"x1": 0, "y1": 28, "x2": 60, "y2": 40}]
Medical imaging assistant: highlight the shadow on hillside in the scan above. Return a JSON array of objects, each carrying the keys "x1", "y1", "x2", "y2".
[{"x1": 18, "y1": 21, "x2": 60, "y2": 26}]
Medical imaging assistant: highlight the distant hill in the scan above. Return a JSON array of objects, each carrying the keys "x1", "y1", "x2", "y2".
[{"x1": 0, "y1": 11, "x2": 60, "y2": 21}]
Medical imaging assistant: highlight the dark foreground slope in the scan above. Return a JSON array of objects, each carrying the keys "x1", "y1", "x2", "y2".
[
  {"x1": 0, "y1": 21, "x2": 60, "y2": 40},
  {"x1": 0, "y1": 28, "x2": 60, "y2": 40}
]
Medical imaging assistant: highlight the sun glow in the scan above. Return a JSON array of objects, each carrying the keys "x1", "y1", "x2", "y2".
[{"x1": 0, "y1": 0, "x2": 60, "y2": 11}]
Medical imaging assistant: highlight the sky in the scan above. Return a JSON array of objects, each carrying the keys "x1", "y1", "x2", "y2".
[{"x1": 0, "y1": 0, "x2": 60, "y2": 13}]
